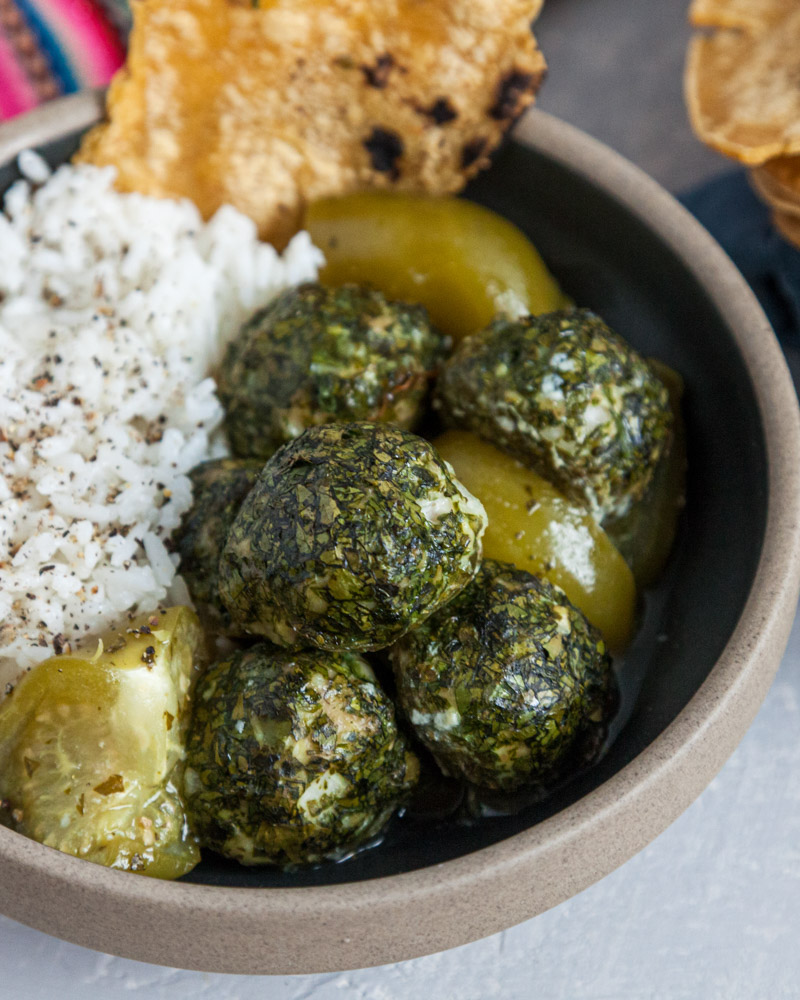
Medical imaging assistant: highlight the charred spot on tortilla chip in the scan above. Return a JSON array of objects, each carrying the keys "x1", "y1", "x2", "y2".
[
  {"x1": 424, "y1": 98, "x2": 458, "y2": 125},
  {"x1": 461, "y1": 137, "x2": 488, "y2": 169},
  {"x1": 490, "y1": 69, "x2": 537, "y2": 120},
  {"x1": 362, "y1": 53, "x2": 394, "y2": 88},
  {"x1": 364, "y1": 128, "x2": 404, "y2": 179}
]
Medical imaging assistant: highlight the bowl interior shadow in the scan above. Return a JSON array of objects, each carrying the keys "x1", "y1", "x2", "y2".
[{"x1": 0, "y1": 133, "x2": 767, "y2": 889}]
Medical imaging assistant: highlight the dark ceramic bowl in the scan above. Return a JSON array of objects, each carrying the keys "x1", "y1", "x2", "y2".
[{"x1": 1, "y1": 92, "x2": 799, "y2": 973}]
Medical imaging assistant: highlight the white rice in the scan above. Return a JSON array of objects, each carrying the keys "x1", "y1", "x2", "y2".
[{"x1": 0, "y1": 153, "x2": 323, "y2": 690}]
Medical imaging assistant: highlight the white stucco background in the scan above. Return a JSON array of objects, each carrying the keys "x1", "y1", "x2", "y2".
[{"x1": 4, "y1": 1, "x2": 799, "y2": 997}]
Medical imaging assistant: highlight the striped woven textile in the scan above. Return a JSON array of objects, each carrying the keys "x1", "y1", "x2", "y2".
[{"x1": 0, "y1": 0, "x2": 129, "y2": 120}]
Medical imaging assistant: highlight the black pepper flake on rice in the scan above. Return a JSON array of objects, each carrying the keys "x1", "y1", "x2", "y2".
[
  {"x1": 461, "y1": 137, "x2": 487, "y2": 169},
  {"x1": 52, "y1": 634, "x2": 70, "y2": 655},
  {"x1": 489, "y1": 69, "x2": 536, "y2": 120}
]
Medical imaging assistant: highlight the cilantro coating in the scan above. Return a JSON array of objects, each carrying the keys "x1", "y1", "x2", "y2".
[
  {"x1": 389, "y1": 559, "x2": 615, "y2": 792},
  {"x1": 218, "y1": 422, "x2": 487, "y2": 651},
  {"x1": 435, "y1": 308, "x2": 673, "y2": 520},
  {"x1": 172, "y1": 458, "x2": 263, "y2": 629},
  {"x1": 217, "y1": 282, "x2": 449, "y2": 459},
  {"x1": 183, "y1": 643, "x2": 419, "y2": 867}
]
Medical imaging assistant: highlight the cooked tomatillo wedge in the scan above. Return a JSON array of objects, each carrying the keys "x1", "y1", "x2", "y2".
[
  {"x1": 184, "y1": 644, "x2": 419, "y2": 868},
  {"x1": 0, "y1": 606, "x2": 203, "y2": 879},
  {"x1": 434, "y1": 430, "x2": 636, "y2": 652},
  {"x1": 390, "y1": 560, "x2": 616, "y2": 793},
  {"x1": 305, "y1": 192, "x2": 567, "y2": 343}
]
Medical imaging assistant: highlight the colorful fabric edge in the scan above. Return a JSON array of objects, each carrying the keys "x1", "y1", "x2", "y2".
[{"x1": 0, "y1": 0, "x2": 128, "y2": 121}]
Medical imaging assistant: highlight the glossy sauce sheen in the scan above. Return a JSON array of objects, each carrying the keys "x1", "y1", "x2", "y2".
[
  {"x1": 434, "y1": 430, "x2": 636, "y2": 651},
  {"x1": 307, "y1": 192, "x2": 568, "y2": 341}
]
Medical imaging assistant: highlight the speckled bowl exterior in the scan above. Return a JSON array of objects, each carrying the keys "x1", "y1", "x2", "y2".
[{"x1": 1, "y1": 92, "x2": 799, "y2": 974}]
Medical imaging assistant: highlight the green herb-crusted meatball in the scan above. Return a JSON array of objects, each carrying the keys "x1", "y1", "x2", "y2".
[
  {"x1": 217, "y1": 282, "x2": 449, "y2": 459},
  {"x1": 218, "y1": 422, "x2": 487, "y2": 651},
  {"x1": 172, "y1": 458, "x2": 263, "y2": 628},
  {"x1": 183, "y1": 643, "x2": 419, "y2": 867},
  {"x1": 389, "y1": 560, "x2": 615, "y2": 792},
  {"x1": 435, "y1": 308, "x2": 672, "y2": 520}
]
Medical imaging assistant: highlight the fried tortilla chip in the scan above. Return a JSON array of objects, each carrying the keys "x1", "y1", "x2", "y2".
[
  {"x1": 771, "y1": 209, "x2": 800, "y2": 250},
  {"x1": 758, "y1": 155, "x2": 800, "y2": 198},
  {"x1": 689, "y1": 0, "x2": 795, "y2": 32},
  {"x1": 685, "y1": 4, "x2": 800, "y2": 164},
  {"x1": 749, "y1": 173, "x2": 800, "y2": 219},
  {"x1": 750, "y1": 157, "x2": 800, "y2": 217},
  {"x1": 77, "y1": 0, "x2": 546, "y2": 247}
]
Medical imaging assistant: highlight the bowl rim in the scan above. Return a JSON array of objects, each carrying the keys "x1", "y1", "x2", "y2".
[{"x1": 1, "y1": 92, "x2": 800, "y2": 975}]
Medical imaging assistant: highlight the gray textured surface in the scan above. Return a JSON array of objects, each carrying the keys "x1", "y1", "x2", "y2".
[
  {"x1": 4, "y1": 1, "x2": 799, "y2": 997},
  {"x1": 535, "y1": 0, "x2": 727, "y2": 193}
]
